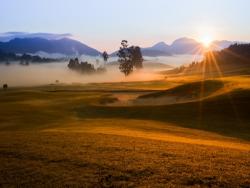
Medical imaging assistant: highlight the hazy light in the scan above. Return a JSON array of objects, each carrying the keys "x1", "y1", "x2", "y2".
[{"x1": 200, "y1": 35, "x2": 213, "y2": 48}]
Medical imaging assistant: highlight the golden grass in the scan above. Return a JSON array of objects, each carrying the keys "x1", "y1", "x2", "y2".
[
  {"x1": 0, "y1": 131, "x2": 249, "y2": 187},
  {"x1": 44, "y1": 119, "x2": 250, "y2": 151},
  {"x1": 0, "y1": 75, "x2": 250, "y2": 187}
]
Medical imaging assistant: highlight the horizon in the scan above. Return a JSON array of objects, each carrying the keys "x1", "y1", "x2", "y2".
[
  {"x1": 0, "y1": 32, "x2": 243, "y2": 53},
  {"x1": 1, "y1": 0, "x2": 250, "y2": 52}
]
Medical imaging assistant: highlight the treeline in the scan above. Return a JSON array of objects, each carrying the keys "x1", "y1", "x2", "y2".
[
  {"x1": 167, "y1": 43, "x2": 250, "y2": 75},
  {"x1": 19, "y1": 54, "x2": 59, "y2": 63},
  {"x1": 0, "y1": 50, "x2": 59, "y2": 64},
  {"x1": 226, "y1": 43, "x2": 250, "y2": 58},
  {"x1": 0, "y1": 50, "x2": 17, "y2": 62},
  {"x1": 209, "y1": 43, "x2": 250, "y2": 65},
  {"x1": 68, "y1": 58, "x2": 106, "y2": 74}
]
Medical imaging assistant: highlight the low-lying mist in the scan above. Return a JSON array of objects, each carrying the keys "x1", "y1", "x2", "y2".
[
  {"x1": 0, "y1": 55, "x2": 201, "y2": 87},
  {"x1": 0, "y1": 62, "x2": 164, "y2": 87}
]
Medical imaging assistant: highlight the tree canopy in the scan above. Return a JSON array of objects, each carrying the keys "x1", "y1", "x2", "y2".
[{"x1": 117, "y1": 40, "x2": 143, "y2": 76}]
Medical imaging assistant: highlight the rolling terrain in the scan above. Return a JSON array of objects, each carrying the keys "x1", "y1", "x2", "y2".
[{"x1": 0, "y1": 75, "x2": 250, "y2": 187}]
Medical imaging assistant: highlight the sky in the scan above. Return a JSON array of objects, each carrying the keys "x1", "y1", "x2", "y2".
[{"x1": 1, "y1": 0, "x2": 250, "y2": 52}]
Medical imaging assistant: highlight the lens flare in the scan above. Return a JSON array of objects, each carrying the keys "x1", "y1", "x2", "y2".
[{"x1": 200, "y1": 36, "x2": 213, "y2": 48}]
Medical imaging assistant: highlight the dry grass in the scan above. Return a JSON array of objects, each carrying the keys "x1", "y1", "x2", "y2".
[
  {"x1": 0, "y1": 131, "x2": 250, "y2": 187},
  {"x1": 0, "y1": 75, "x2": 250, "y2": 187}
]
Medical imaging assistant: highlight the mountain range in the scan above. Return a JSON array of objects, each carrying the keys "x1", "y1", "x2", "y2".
[
  {"x1": 0, "y1": 32, "x2": 237, "y2": 57},
  {"x1": 141, "y1": 37, "x2": 236, "y2": 57},
  {"x1": 0, "y1": 37, "x2": 101, "y2": 56}
]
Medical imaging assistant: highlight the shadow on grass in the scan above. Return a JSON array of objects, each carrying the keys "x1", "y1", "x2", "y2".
[
  {"x1": 76, "y1": 89, "x2": 250, "y2": 140},
  {"x1": 139, "y1": 80, "x2": 224, "y2": 99}
]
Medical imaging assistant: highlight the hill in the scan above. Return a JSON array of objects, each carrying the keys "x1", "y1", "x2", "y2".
[
  {"x1": 0, "y1": 77, "x2": 250, "y2": 187},
  {"x1": 138, "y1": 80, "x2": 223, "y2": 100},
  {"x1": 141, "y1": 42, "x2": 172, "y2": 56},
  {"x1": 0, "y1": 37, "x2": 101, "y2": 56},
  {"x1": 141, "y1": 38, "x2": 235, "y2": 57},
  {"x1": 166, "y1": 43, "x2": 250, "y2": 76}
]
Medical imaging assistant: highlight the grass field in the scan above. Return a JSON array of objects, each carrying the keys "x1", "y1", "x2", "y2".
[{"x1": 0, "y1": 75, "x2": 250, "y2": 187}]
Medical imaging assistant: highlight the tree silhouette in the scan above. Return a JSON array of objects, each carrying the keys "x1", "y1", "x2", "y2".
[
  {"x1": 131, "y1": 46, "x2": 143, "y2": 69},
  {"x1": 102, "y1": 51, "x2": 109, "y2": 64},
  {"x1": 117, "y1": 40, "x2": 143, "y2": 76},
  {"x1": 68, "y1": 58, "x2": 96, "y2": 73}
]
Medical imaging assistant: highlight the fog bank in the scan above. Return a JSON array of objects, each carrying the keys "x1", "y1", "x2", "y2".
[
  {"x1": 0, "y1": 55, "x2": 201, "y2": 87},
  {"x1": 0, "y1": 62, "x2": 164, "y2": 87}
]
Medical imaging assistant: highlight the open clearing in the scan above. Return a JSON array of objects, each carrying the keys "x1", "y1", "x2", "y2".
[{"x1": 0, "y1": 75, "x2": 250, "y2": 187}]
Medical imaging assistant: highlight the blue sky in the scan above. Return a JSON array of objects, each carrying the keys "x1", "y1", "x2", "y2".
[{"x1": 1, "y1": 0, "x2": 250, "y2": 51}]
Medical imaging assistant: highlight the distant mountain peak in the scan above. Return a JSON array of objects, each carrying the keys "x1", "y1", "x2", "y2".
[
  {"x1": 152, "y1": 41, "x2": 169, "y2": 47},
  {"x1": 151, "y1": 41, "x2": 170, "y2": 51},
  {"x1": 0, "y1": 32, "x2": 238, "y2": 57},
  {"x1": 0, "y1": 37, "x2": 101, "y2": 56},
  {"x1": 141, "y1": 37, "x2": 235, "y2": 56}
]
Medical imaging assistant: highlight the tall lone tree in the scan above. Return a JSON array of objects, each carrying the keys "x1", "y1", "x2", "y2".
[
  {"x1": 117, "y1": 40, "x2": 143, "y2": 76},
  {"x1": 131, "y1": 46, "x2": 143, "y2": 69},
  {"x1": 102, "y1": 51, "x2": 109, "y2": 65}
]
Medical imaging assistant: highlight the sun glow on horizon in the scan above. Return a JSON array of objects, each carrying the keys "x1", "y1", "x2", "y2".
[{"x1": 200, "y1": 35, "x2": 213, "y2": 48}]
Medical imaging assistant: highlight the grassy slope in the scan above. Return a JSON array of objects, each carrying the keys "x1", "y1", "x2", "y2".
[
  {"x1": 77, "y1": 90, "x2": 250, "y2": 140},
  {"x1": 77, "y1": 78, "x2": 250, "y2": 140},
  {"x1": 138, "y1": 80, "x2": 224, "y2": 99},
  {"x1": 0, "y1": 76, "x2": 250, "y2": 187}
]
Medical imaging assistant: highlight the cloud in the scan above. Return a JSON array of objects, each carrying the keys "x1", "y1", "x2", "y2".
[{"x1": 0, "y1": 32, "x2": 72, "y2": 42}]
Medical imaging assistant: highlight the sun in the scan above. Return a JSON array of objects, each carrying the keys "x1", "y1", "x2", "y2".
[{"x1": 200, "y1": 35, "x2": 213, "y2": 48}]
